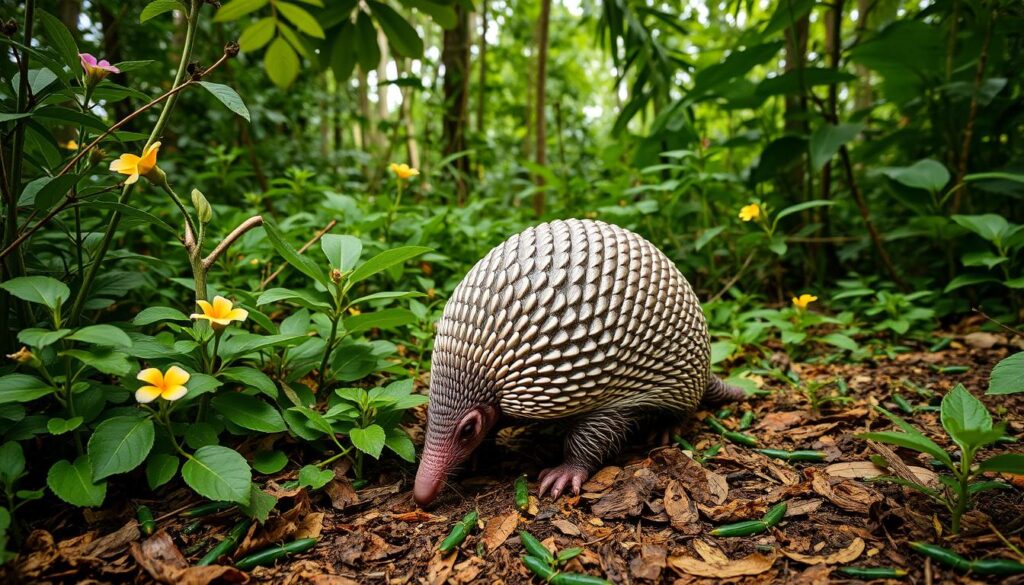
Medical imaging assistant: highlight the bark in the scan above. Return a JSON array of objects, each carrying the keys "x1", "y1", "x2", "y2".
[
  {"x1": 533, "y1": 0, "x2": 552, "y2": 216},
  {"x1": 441, "y1": 4, "x2": 471, "y2": 204}
]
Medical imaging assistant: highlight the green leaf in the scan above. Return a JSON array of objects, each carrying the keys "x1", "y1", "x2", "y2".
[
  {"x1": 214, "y1": 0, "x2": 269, "y2": 21},
  {"x1": 961, "y1": 251, "x2": 1008, "y2": 269},
  {"x1": 256, "y1": 287, "x2": 332, "y2": 311},
  {"x1": 239, "y1": 485, "x2": 277, "y2": 522},
  {"x1": 211, "y1": 393, "x2": 287, "y2": 433},
  {"x1": 321, "y1": 234, "x2": 362, "y2": 272},
  {"x1": 860, "y1": 406, "x2": 953, "y2": 468},
  {"x1": 348, "y1": 246, "x2": 431, "y2": 285},
  {"x1": 978, "y1": 453, "x2": 1024, "y2": 475},
  {"x1": 988, "y1": 352, "x2": 1024, "y2": 395},
  {"x1": 951, "y1": 214, "x2": 1013, "y2": 244},
  {"x1": 343, "y1": 308, "x2": 416, "y2": 335},
  {"x1": 368, "y1": 1, "x2": 424, "y2": 57},
  {"x1": 17, "y1": 327, "x2": 71, "y2": 348},
  {"x1": 944, "y1": 273, "x2": 999, "y2": 293},
  {"x1": 46, "y1": 416, "x2": 83, "y2": 435},
  {"x1": 21, "y1": 174, "x2": 79, "y2": 211},
  {"x1": 348, "y1": 291, "x2": 423, "y2": 305},
  {"x1": 0, "y1": 276, "x2": 70, "y2": 310},
  {"x1": 762, "y1": 0, "x2": 815, "y2": 36},
  {"x1": 199, "y1": 82, "x2": 251, "y2": 122},
  {"x1": 878, "y1": 159, "x2": 950, "y2": 193},
  {"x1": 47, "y1": 456, "x2": 106, "y2": 507},
  {"x1": 264, "y1": 37, "x2": 300, "y2": 88},
  {"x1": 0, "y1": 441, "x2": 26, "y2": 485},
  {"x1": 755, "y1": 68, "x2": 855, "y2": 96},
  {"x1": 940, "y1": 384, "x2": 997, "y2": 453},
  {"x1": 88, "y1": 416, "x2": 155, "y2": 480},
  {"x1": 775, "y1": 200, "x2": 836, "y2": 222},
  {"x1": 220, "y1": 367, "x2": 279, "y2": 398},
  {"x1": 819, "y1": 333, "x2": 858, "y2": 352},
  {"x1": 0, "y1": 374, "x2": 56, "y2": 404},
  {"x1": 133, "y1": 306, "x2": 190, "y2": 326},
  {"x1": 809, "y1": 123, "x2": 862, "y2": 171},
  {"x1": 349, "y1": 424, "x2": 386, "y2": 458},
  {"x1": 262, "y1": 220, "x2": 326, "y2": 285},
  {"x1": 276, "y1": 2, "x2": 324, "y2": 38},
  {"x1": 60, "y1": 348, "x2": 131, "y2": 376},
  {"x1": 146, "y1": 454, "x2": 179, "y2": 489},
  {"x1": 239, "y1": 17, "x2": 277, "y2": 52},
  {"x1": 67, "y1": 324, "x2": 133, "y2": 347},
  {"x1": 354, "y1": 11, "x2": 380, "y2": 72},
  {"x1": 297, "y1": 464, "x2": 334, "y2": 489},
  {"x1": 140, "y1": 0, "x2": 186, "y2": 22},
  {"x1": 694, "y1": 226, "x2": 725, "y2": 251},
  {"x1": 37, "y1": 10, "x2": 80, "y2": 73},
  {"x1": 182, "y1": 446, "x2": 252, "y2": 504},
  {"x1": 384, "y1": 429, "x2": 416, "y2": 462},
  {"x1": 252, "y1": 450, "x2": 288, "y2": 474}
]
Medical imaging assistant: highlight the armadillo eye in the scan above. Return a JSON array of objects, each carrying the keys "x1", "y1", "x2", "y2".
[{"x1": 459, "y1": 421, "x2": 476, "y2": 442}]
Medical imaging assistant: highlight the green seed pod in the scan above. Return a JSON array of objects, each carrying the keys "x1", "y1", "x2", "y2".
[
  {"x1": 673, "y1": 435, "x2": 696, "y2": 452},
  {"x1": 716, "y1": 408, "x2": 733, "y2": 420},
  {"x1": 908, "y1": 542, "x2": 972, "y2": 571},
  {"x1": 761, "y1": 502, "x2": 787, "y2": 527},
  {"x1": 928, "y1": 337, "x2": 952, "y2": 352},
  {"x1": 836, "y1": 567, "x2": 907, "y2": 578},
  {"x1": 137, "y1": 505, "x2": 155, "y2": 536},
  {"x1": 937, "y1": 365, "x2": 969, "y2": 374},
  {"x1": 705, "y1": 418, "x2": 728, "y2": 434},
  {"x1": 197, "y1": 518, "x2": 251, "y2": 566},
  {"x1": 439, "y1": 510, "x2": 478, "y2": 553},
  {"x1": 969, "y1": 558, "x2": 1024, "y2": 576},
  {"x1": 234, "y1": 538, "x2": 318, "y2": 570},
  {"x1": 514, "y1": 475, "x2": 530, "y2": 512},
  {"x1": 892, "y1": 393, "x2": 914, "y2": 414},
  {"x1": 723, "y1": 431, "x2": 758, "y2": 447},
  {"x1": 739, "y1": 411, "x2": 755, "y2": 430},
  {"x1": 522, "y1": 554, "x2": 558, "y2": 580},
  {"x1": 757, "y1": 449, "x2": 826, "y2": 462},
  {"x1": 519, "y1": 530, "x2": 555, "y2": 565},
  {"x1": 181, "y1": 519, "x2": 203, "y2": 535},
  {"x1": 191, "y1": 188, "x2": 213, "y2": 224},
  {"x1": 182, "y1": 501, "x2": 235, "y2": 517},
  {"x1": 709, "y1": 519, "x2": 768, "y2": 537}
]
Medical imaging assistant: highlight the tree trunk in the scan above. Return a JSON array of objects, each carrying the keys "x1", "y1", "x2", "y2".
[
  {"x1": 476, "y1": 0, "x2": 488, "y2": 136},
  {"x1": 441, "y1": 4, "x2": 471, "y2": 204},
  {"x1": 532, "y1": 0, "x2": 552, "y2": 216}
]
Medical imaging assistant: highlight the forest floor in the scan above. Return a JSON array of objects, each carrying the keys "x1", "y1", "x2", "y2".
[{"x1": 6, "y1": 331, "x2": 1024, "y2": 585}]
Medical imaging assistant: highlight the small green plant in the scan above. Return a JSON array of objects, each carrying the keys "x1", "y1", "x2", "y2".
[
  {"x1": 0, "y1": 442, "x2": 43, "y2": 562},
  {"x1": 987, "y1": 350, "x2": 1023, "y2": 395},
  {"x1": 858, "y1": 384, "x2": 1024, "y2": 533}
]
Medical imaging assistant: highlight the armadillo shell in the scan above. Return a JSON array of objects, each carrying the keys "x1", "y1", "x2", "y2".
[{"x1": 431, "y1": 219, "x2": 710, "y2": 419}]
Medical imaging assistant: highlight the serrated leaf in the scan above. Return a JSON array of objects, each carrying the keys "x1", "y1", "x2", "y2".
[
  {"x1": 88, "y1": 416, "x2": 155, "y2": 480},
  {"x1": 48, "y1": 456, "x2": 106, "y2": 507},
  {"x1": 182, "y1": 446, "x2": 252, "y2": 504}
]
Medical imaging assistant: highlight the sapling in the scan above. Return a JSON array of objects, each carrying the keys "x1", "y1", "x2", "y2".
[{"x1": 858, "y1": 384, "x2": 1023, "y2": 533}]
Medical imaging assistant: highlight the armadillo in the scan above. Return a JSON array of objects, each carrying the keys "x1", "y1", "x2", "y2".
[{"x1": 413, "y1": 219, "x2": 744, "y2": 507}]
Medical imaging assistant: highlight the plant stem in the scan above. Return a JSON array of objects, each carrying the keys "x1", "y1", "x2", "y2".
[{"x1": 317, "y1": 315, "x2": 340, "y2": 390}]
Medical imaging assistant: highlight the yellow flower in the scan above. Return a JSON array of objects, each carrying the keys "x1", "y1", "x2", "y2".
[
  {"x1": 109, "y1": 141, "x2": 161, "y2": 185},
  {"x1": 389, "y1": 162, "x2": 419, "y2": 180},
  {"x1": 190, "y1": 295, "x2": 249, "y2": 329},
  {"x1": 7, "y1": 347, "x2": 34, "y2": 364},
  {"x1": 62, "y1": 140, "x2": 79, "y2": 150},
  {"x1": 792, "y1": 294, "x2": 818, "y2": 310},
  {"x1": 136, "y1": 365, "x2": 190, "y2": 403},
  {"x1": 348, "y1": 307, "x2": 361, "y2": 316},
  {"x1": 738, "y1": 203, "x2": 762, "y2": 222}
]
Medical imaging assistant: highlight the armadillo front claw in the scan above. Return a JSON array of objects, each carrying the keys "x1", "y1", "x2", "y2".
[{"x1": 538, "y1": 464, "x2": 589, "y2": 500}]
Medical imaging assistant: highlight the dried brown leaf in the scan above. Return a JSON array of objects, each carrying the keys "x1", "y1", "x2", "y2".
[
  {"x1": 629, "y1": 544, "x2": 667, "y2": 580},
  {"x1": 480, "y1": 512, "x2": 518, "y2": 552},
  {"x1": 664, "y1": 480, "x2": 700, "y2": 535},
  {"x1": 551, "y1": 518, "x2": 581, "y2": 536},
  {"x1": 692, "y1": 540, "x2": 728, "y2": 564},
  {"x1": 582, "y1": 466, "x2": 622, "y2": 493},
  {"x1": 668, "y1": 551, "x2": 777, "y2": 578},
  {"x1": 130, "y1": 531, "x2": 247, "y2": 584},
  {"x1": 781, "y1": 537, "x2": 865, "y2": 565},
  {"x1": 592, "y1": 468, "x2": 656, "y2": 519}
]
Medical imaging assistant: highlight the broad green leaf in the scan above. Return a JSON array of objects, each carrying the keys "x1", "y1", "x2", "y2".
[
  {"x1": 214, "y1": 0, "x2": 269, "y2": 22},
  {"x1": 239, "y1": 17, "x2": 277, "y2": 52},
  {"x1": 87, "y1": 201, "x2": 178, "y2": 234},
  {"x1": 354, "y1": 11, "x2": 380, "y2": 72},
  {"x1": 775, "y1": 200, "x2": 836, "y2": 222},
  {"x1": 88, "y1": 416, "x2": 155, "y2": 480},
  {"x1": 264, "y1": 37, "x2": 299, "y2": 88},
  {"x1": 349, "y1": 424, "x2": 386, "y2": 458},
  {"x1": 961, "y1": 251, "x2": 1008, "y2": 269},
  {"x1": 878, "y1": 159, "x2": 950, "y2": 192},
  {"x1": 691, "y1": 42, "x2": 783, "y2": 97},
  {"x1": 252, "y1": 450, "x2": 288, "y2": 474},
  {"x1": 0, "y1": 374, "x2": 56, "y2": 404},
  {"x1": 321, "y1": 234, "x2": 362, "y2": 271},
  {"x1": 756, "y1": 68, "x2": 855, "y2": 96},
  {"x1": 220, "y1": 367, "x2": 278, "y2": 398},
  {"x1": 276, "y1": 2, "x2": 324, "y2": 38},
  {"x1": 133, "y1": 306, "x2": 190, "y2": 325},
  {"x1": 256, "y1": 287, "x2": 332, "y2": 311},
  {"x1": 819, "y1": 333, "x2": 858, "y2": 352},
  {"x1": 240, "y1": 485, "x2": 277, "y2": 522},
  {"x1": 199, "y1": 82, "x2": 251, "y2": 122},
  {"x1": 21, "y1": 174, "x2": 79, "y2": 211},
  {"x1": 182, "y1": 445, "x2": 252, "y2": 504},
  {"x1": 809, "y1": 123, "x2": 862, "y2": 171},
  {"x1": 46, "y1": 416, "x2": 83, "y2": 435},
  {"x1": 60, "y1": 348, "x2": 132, "y2": 376},
  {"x1": 368, "y1": 1, "x2": 424, "y2": 57},
  {"x1": 331, "y1": 342, "x2": 380, "y2": 381},
  {"x1": 944, "y1": 273, "x2": 999, "y2": 293},
  {"x1": 940, "y1": 384, "x2": 994, "y2": 453},
  {"x1": 988, "y1": 352, "x2": 1024, "y2": 395},
  {"x1": 217, "y1": 333, "x2": 307, "y2": 361},
  {"x1": 184, "y1": 422, "x2": 220, "y2": 450},
  {"x1": 47, "y1": 456, "x2": 106, "y2": 507},
  {"x1": 262, "y1": 220, "x2": 326, "y2": 285},
  {"x1": 212, "y1": 393, "x2": 287, "y2": 433},
  {"x1": 343, "y1": 308, "x2": 416, "y2": 335},
  {"x1": 862, "y1": 406, "x2": 953, "y2": 468},
  {"x1": 951, "y1": 214, "x2": 1012, "y2": 244},
  {"x1": 67, "y1": 324, "x2": 133, "y2": 347},
  {"x1": 0, "y1": 276, "x2": 70, "y2": 310},
  {"x1": 297, "y1": 464, "x2": 333, "y2": 489},
  {"x1": 37, "y1": 10, "x2": 80, "y2": 72},
  {"x1": 140, "y1": 0, "x2": 186, "y2": 22},
  {"x1": 0, "y1": 441, "x2": 26, "y2": 485},
  {"x1": 978, "y1": 453, "x2": 1024, "y2": 475},
  {"x1": 17, "y1": 327, "x2": 72, "y2": 348},
  {"x1": 384, "y1": 429, "x2": 416, "y2": 462},
  {"x1": 347, "y1": 246, "x2": 431, "y2": 285},
  {"x1": 146, "y1": 454, "x2": 179, "y2": 489}
]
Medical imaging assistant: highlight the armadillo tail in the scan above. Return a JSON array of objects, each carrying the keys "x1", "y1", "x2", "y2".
[{"x1": 702, "y1": 376, "x2": 748, "y2": 405}]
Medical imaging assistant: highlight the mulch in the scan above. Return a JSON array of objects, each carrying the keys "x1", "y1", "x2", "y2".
[{"x1": 5, "y1": 334, "x2": 1024, "y2": 584}]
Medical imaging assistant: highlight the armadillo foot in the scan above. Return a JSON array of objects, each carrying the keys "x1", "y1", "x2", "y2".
[{"x1": 538, "y1": 464, "x2": 589, "y2": 500}]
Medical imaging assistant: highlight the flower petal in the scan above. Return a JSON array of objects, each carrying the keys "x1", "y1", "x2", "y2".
[
  {"x1": 225, "y1": 308, "x2": 249, "y2": 322},
  {"x1": 161, "y1": 385, "x2": 188, "y2": 401},
  {"x1": 137, "y1": 367, "x2": 164, "y2": 386},
  {"x1": 163, "y1": 365, "x2": 190, "y2": 387},
  {"x1": 110, "y1": 154, "x2": 140, "y2": 173},
  {"x1": 79, "y1": 53, "x2": 98, "y2": 67},
  {"x1": 211, "y1": 296, "x2": 232, "y2": 317},
  {"x1": 135, "y1": 386, "x2": 162, "y2": 403},
  {"x1": 124, "y1": 173, "x2": 140, "y2": 185},
  {"x1": 195, "y1": 300, "x2": 214, "y2": 316}
]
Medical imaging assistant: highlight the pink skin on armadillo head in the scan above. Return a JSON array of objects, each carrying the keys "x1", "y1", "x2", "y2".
[{"x1": 413, "y1": 405, "x2": 499, "y2": 508}]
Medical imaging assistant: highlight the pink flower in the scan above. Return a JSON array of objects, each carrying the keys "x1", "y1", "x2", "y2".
[{"x1": 79, "y1": 53, "x2": 119, "y2": 85}]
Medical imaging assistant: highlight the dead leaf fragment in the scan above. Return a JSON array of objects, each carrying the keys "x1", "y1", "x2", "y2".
[
  {"x1": 130, "y1": 531, "x2": 247, "y2": 584},
  {"x1": 551, "y1": 518, "x2": 581, "y2": 536},
  {"x1": 664, "y1": 480, "x2": 700, "y2": 535},
  {"x1": 668, "y1": 552, "x2": 777, "y2": 578},
  {"x1": 582, "y1": 466, "x2": 622, "y2": 493},
  {"x1": 592, "y1": 468, "x2": 656, "y2": 519},
  {"x1": 781, "y1": 537, "x2": 865, "y2": 565},
  {"x1": 481, "y1": 512, "x2": 518, "y2": 552},
  {"x1": 629, "y1": 544, "x2": 667, "y2": 580}
]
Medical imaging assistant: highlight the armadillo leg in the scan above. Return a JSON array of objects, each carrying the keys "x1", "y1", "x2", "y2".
[{"x1": 538, "y1": 408, "x2": 639, "y2": 499}]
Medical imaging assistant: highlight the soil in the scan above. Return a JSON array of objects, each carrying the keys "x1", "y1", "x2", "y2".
[{"x1": 5, "y1": 336, "x2": 1024, "y2": 584}]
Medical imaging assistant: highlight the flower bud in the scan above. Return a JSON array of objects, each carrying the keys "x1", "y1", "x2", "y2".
[
  {"x1": 191, "y1": 189, "x2": 213, "y2": 224},
  {"x1": 7, "y1": 347, "x2": 41, "y2": 368},
  {"x1": 330, "y1": 268, "x2": 343, "y2": 284}
]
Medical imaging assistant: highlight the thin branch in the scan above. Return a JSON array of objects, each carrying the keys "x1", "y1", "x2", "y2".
[
  {"x1": 259, "y1": 219, "x2": 337, "y2": 289},
  {"x1": 202, "y1": 215, "x2": 263, "y2": 269},
  {"x1": 708, "y1": 249, "x2": 756, "y2": 303},
  {"x1": 971, "y1": 307, "x2": 1024, "y2": 338}
]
